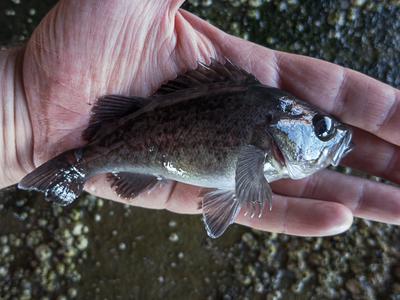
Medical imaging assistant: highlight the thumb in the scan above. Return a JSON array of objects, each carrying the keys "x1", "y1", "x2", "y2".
[{"x1": 24, "y1": 0, "x2": 186, "y2": 164}]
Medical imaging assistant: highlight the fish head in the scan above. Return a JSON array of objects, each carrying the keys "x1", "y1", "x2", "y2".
[{"x1": 268, "y1": 96, "x2": 353, "y2": 179}]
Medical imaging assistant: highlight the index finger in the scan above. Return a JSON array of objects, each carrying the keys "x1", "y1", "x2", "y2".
[
  {"x1": 221, "y1": 37, "x2": 400, "y2": 146},
  {"x1": 274, "y1": 52, "x2": 400, "y2": 146}
]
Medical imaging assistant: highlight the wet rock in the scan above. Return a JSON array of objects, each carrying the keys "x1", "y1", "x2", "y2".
[{"x1": 169, "y1": 233, "x2": 179, "y2": 242}]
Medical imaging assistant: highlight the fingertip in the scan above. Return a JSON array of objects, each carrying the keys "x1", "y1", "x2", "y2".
[{"x1": 293, "y1": 202, "x2": 354, "y2": 237}]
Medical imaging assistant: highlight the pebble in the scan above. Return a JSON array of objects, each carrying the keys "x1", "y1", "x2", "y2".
[
  {"x1": 68, "y1": 288, "x2": 78, "y2": 298},
  {"x1": 35, "y1": 245, "x2": 52, "y2": 261},
  {"x1": 168, "y1": 220, "x2": 177, "y2": 228},
  {"x1": 76, "y1": 236, "x2": 88, "y2": 251},
  {"x1": 118, "y1": 243, "x2": 126, "y2": 251},
  {"x1": 72, "y1": 223, "x2": 83, "y2": 236},
  {"x1": 169, "y1": 233, "x2": 179, "y2": 242}
]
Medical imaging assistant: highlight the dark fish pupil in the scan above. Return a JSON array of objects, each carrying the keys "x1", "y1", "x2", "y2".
[{"x1": 313, "y1": 115, "x2": 335, "y2": 141}]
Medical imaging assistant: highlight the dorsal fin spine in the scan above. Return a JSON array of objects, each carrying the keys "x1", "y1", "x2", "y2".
[
  {"x1": 82, "y1": 95, "x2": 147, "y2": 141},
  {"x1": 83, "y1": 59, "x2": 260, "y2": 141},
  {"x1": 155, "y1": 59, "x2": 259, "y2": 96}
]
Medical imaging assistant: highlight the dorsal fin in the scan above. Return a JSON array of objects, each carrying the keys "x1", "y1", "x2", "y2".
[
  {"x1": 155, "y1": 59, "x2": 260, "y2": 95},
  {"x1": 83, "y1": 59, "x2": 260, "y2": 142},
  {"x1": 82, "y1": 95, "x2": 148, "y2": 141}
]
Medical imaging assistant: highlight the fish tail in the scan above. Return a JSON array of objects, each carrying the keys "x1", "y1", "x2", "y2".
[{"x1": 18, "y1": 149, "x2": 87, "y2": 206}]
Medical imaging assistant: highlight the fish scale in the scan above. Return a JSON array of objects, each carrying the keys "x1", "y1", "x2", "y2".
[{"x1": 18, "y1": 59, "x2": 353, "y2": 238}]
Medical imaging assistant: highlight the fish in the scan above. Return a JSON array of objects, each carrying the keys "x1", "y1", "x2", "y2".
[{"x1": 18, "y1": 59, "x2": 353, "y2": 238}]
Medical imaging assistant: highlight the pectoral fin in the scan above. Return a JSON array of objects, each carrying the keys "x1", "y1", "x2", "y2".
[
  {"x1": 236, "y1": 145, "x2": 272, "y2": 218},
  {"x1": 202, "y1": 190, "x2": 241, "y2": 238},
  {"x1": 201, "y1": 145, "x2": 273, "y2": 239}
]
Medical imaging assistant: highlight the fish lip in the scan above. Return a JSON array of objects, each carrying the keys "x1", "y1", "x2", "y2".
[
  {"x1": 343, "y1": 141, "x2": 354, "y2": 156},
  {"x1": 332, "y1": 130, "x2": 353, "y2": 167}
]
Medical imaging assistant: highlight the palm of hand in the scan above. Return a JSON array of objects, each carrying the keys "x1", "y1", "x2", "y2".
[
  {"x1": 23, "y1": 0, "x2": 226, "y2": 212},
  {"x1": 20, "y1": 0, "x2": 400, "y2": 236},
  {"x1": 24, "y1": 1, "x2": 196, "y2": 161}
]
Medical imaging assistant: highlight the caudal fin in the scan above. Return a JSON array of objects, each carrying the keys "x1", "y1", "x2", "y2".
[{"x1": 18, "y1": 150, "x2": 87, "y2": 206}]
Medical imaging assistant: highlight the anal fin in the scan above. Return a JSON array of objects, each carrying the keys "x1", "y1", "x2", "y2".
[{"x1": 107, "y1": 172, "x2": 160, "y2": 199}]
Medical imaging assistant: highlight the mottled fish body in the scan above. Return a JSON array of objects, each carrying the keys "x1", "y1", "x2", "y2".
[{"x1": 19, "y1": 60, "x2": 353, "y2": 238}]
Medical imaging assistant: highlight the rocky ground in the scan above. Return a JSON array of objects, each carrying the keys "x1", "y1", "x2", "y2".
[{"x1": 0, "y1": 0, "x2": 399, "y2": 299}]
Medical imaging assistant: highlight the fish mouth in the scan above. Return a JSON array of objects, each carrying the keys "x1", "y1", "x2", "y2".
[{"x1": 331, "y1": 130, "x2": 354, "y2": 167}]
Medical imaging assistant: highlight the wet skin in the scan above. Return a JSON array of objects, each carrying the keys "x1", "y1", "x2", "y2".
[{"x1": 1, "y1": 0, "x2": 399, "y2": 237}]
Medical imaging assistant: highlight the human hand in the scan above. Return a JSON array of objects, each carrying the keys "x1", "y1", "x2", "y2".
[{"x1": 1, "y1": 0, "x2": 399, "y2": 236}]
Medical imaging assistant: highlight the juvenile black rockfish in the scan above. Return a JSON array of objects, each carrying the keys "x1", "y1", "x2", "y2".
[{"x1": 19, "y1": 60, "x2": 353, "y2": 238}]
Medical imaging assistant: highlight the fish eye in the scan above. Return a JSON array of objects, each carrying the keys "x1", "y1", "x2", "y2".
[{"x1": 312, "y1": 115, "x2": 336, "y2": 141}]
